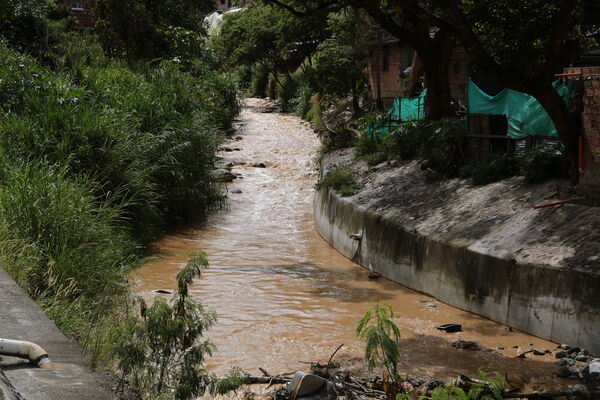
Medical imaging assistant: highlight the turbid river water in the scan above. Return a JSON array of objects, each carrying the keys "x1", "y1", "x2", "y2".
[{"x1": 132, "y1": 99, "x2": 559, "y2": 387}]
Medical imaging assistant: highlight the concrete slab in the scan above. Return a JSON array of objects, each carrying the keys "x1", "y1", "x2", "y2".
[{"x1": 0, "y1": 267, "x2": 116, "y2": 400}]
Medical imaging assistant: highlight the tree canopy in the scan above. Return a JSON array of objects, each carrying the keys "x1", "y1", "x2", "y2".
[
  {"x1": 212, "y1": 2, "x2": 328, "y2": 74},
  {"x1": 95, "y1": 0, "x2": 214, "y2": 59}
]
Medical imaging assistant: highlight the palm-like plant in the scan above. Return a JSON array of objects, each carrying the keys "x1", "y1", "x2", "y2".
[{"x1": 356, "y1": 304, "x2": 402, "y2": 387}]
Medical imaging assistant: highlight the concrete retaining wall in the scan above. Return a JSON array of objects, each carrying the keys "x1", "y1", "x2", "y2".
[{"x1": 314, "y1": 188, "x2": 600, "y2": 354}]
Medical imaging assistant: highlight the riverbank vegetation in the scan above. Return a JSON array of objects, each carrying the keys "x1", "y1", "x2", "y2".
[
  {"x1": 212, "y1": 0, "x2": 597, "y2": 188},
  {"x1": 0, "y1": 1, "x2": 239, "y2": 397}
]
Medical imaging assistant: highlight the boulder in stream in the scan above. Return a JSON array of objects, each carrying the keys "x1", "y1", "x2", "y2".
[{"x1": 212, "y1": 169, "x2": 236, "y2": 182}]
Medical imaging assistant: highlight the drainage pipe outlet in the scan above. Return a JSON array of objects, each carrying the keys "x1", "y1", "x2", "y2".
[{"x1": 0, "y1": 338, "x2": 50, "y2": 367}]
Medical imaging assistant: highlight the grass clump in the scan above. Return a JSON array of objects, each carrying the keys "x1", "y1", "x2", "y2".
[
  {"x1": 460, "y1": 155, "x2": 518, "y2": 185},
  {"x1": 517, "y1": 144, "x2": 568, "y2": 183},
  {"x1": 316, "y1": 167, "x2": 359, "y2": 196}
]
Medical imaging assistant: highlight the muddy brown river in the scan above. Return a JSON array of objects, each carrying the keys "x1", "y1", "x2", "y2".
[{"x1": 132, "y1": 98, "x2": 560, "y2": 387}]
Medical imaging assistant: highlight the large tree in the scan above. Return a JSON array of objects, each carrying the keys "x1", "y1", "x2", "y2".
[
  {"x1": 266, "y1": 0, "x2": 458, "y2": 119},
  {"x1": 423, "y1": 0, "x2": 597, "y2": 169},
  {"x1": 212, "y1": 2, "x2": 328, "y2": 80},
  {"x1": 267, "y1": 0, "x2": 598, "y2": 170},
  {"x1": 95, "y1": 0, "x2": 214, "y2": 59}
]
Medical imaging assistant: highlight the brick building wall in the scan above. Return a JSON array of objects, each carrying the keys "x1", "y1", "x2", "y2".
[
  {"x1": 366, "y1": 40, "x2": 414, "y2": 109},
  {"x1": 564, "y1": 66, "x2": 600, "y2": 197},
  {"x1": 60, "y1": 0, "x2": 95, "y2": 29},
  {"x1": 366, "y1": 39, "x2": 470, "y2": 111}
]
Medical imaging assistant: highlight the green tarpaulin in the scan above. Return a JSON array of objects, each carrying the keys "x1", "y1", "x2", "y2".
[
  {"x1": 389, "y1": 89, "x2": 428, "y2": 122},
  {"x1": 368, "y1": 90, "x2": 427, "y2": 137},
  {"x1": 467, "y1": 78, "x2": 571, "y2": 139}
]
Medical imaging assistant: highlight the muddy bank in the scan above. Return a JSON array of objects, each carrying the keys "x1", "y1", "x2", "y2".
[{"x1": 316, "y1": 149, "x2": 600, "y2": 354}]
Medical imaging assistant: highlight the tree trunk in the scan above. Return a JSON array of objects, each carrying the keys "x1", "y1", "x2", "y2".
[
  {"x1": 534, "y1": 84, "x2": 579, "y2": 178},
  {"x1": 409, "y1": 30, "x2": 454, "y2": 120},
  {"x1": 420, "y1": 36, "x2": 453, "y2": 120},
  {"x1": 351, "y1": 76, "x2": 360, "y2": 118}
]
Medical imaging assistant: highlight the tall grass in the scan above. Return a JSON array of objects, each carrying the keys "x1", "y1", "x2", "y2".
[{"x1": 0, "y1": 37, "x2": 240, "y2": 373}]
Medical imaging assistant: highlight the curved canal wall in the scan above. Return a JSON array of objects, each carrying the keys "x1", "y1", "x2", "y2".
[{"x1": 314, "y1": 155, "x2": 600, "y2": 354}]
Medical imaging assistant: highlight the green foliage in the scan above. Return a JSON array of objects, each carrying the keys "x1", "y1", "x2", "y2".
[
  {"x1": 251, "y1": 62, "x2": 270, "y2": 97},
  {"x1": 110, "y1": 252, "x2": 216, "y2": 399},
  {"x1": 418, "y1": 119, "x2": 467, "y2": 174},
  {"x1": 0, "y1": 41, "x2": 239, "y2": 242},
  {"x1": 356, "y1": 304, "x2": 402, "y2": 386},
  {"x1": 0, "y1": 30, "x2": 238, "y2": 390},
  {"x1": 396, "y1": 369, "x2": 505, "y2": 400},
  {"x1": 306, "y1": 97, "x2": 324, "y2": 131},
  {"x1": 212, "y1": 3, "x2": 326, "y2": 69},
  {"x1": 517, "y1": 144, "x2": 568, "y2": 183},
  {"x1": 355, "y1": 119, "x2": 466, "y2": 173},
  {"x1": 212, "y1": 367, "x2": 248, "y2": 395},
  {"x1": 0, "y1": 162, "x2": 133, "y2": 298},
  {"x1": 460, "y1": 155, "x2": 518, "y2": 185},
  {"x1": 95, "y1": 0, "x2": 213, "y2": 59},
  {"x1": 316, "y1": 168, "x2": 359, "y2": 196},
  {"x1": 460, "y1": 0, "x2": 596, "y2": 79},
  {"x1": 311, "y1": 8, "x2": 371, "y2": 99},
  {"x1": 0, "y1": 0, "x2": 71, "y2": 58}
]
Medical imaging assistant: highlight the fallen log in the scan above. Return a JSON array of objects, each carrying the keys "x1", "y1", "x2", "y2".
[{"x1": 245, "y1": 376, "x2": 291, "y2": 385}]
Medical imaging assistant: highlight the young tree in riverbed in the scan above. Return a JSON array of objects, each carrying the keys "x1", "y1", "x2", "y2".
[
  {"x1": 110, "y1": 252, "x2": 216, "y2": 399},
  {"x1": 356, "y1": 304, "x2": 402, "y2": 389}
]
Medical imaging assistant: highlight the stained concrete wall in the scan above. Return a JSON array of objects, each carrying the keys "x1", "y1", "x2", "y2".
[{"x1": 314, "y1": 188, "x2": 600, "y2": 354}]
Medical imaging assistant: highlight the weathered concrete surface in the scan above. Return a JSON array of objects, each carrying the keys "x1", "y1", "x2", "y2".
[
  {"x1": 0, "y1": 267, "x2": 116, "y2": 400},
  {"x1": 315, "y1": 151, "x2": 600, "y2": 354}
]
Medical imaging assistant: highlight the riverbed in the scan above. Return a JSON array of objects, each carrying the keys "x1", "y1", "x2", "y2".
[{"x1": 131, "y1": 98, "x2": 559, "y2": 386}]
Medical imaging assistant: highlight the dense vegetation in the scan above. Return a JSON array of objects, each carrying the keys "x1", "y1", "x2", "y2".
[
  {"x1": 212, "y1": 3, "x2": 374, "y2": 122},
  {"x1": 0, "y1": 1, "x2": 240, "y2": 398}
]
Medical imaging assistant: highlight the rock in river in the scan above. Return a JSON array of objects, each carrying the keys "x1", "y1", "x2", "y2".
[{"x1": 212, "y1": 169, "x2": 236, "y2": 182}]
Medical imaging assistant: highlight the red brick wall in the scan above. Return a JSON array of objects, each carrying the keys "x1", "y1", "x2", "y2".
[
  {"x1": 366, "y1": 42, "x2": 469, "y2": 110},
  {"x1": 366, "y1": 42, "x2": 412, "y2": 105},
  {"x1": 60, "y1": 0, "x2": 95, "y2": 29},
  {"x1": 564, "y1": 66, "x2": 600, "y2": 196}
]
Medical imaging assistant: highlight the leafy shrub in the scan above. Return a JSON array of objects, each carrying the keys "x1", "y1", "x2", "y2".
[
  {"x1": 316, "y1": 167, "x2": 359, "y2": 196},
  {"x1": 0, "y1": 42, "x2": 239, "y2": 242},
  {"x1": 357, "y1": 304, "x2": 402, "y2": 388},
  {"x1": 306, "y1": 96, "x2": 324, "y2": 131},
  {"x1": 250, "y1": 62, "x2": 270, "y2": 97},
  {"x1": 110, "y1": 252, "x2": 216, "y2": 399},
  {"x1": 276, "y1": 74, "x2": 297, "y2": 111},
  {"x1": 418, "y1": 119, "x2": 467, "y2": 175},
  {"x1": 291, "y1": 82, "x2": 314, "y2": 118},
  {"x1": 517, "y1": 144, "x2": 568, "y2": 183},
  {"x1": 460, "y1": 155, "x2": 518, "y2": 185},
  {"x1": 354, "y1": 119, "x2": 466, "y2": 173},
  {"x1": 0, "y1": 161, "x2": 135, "y2": 349}
]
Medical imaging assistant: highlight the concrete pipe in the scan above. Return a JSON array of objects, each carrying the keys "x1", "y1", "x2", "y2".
[{"x1": 0, "y1": 338, "x2": 50, "y2": 367}]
